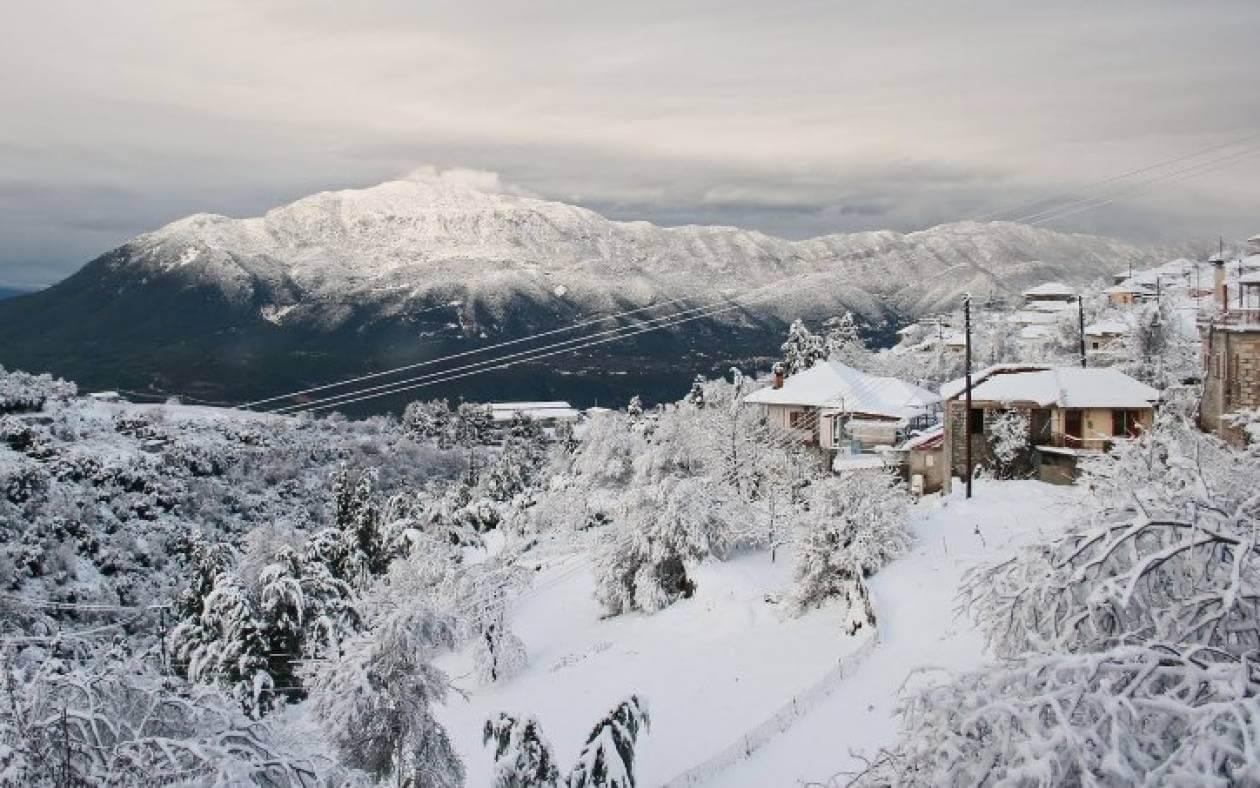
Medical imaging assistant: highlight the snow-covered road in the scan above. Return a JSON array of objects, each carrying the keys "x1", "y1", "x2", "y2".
[{"x1": 717, "y1": 480, "x2": 1081, "y2": 786}]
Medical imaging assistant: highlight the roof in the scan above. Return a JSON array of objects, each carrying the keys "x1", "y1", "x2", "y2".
[
  {"x1": 1023, "y1": 281, "x2": 1076, "y2": 298},
  {"x1": 1104, "y1": 282, "x2": 1153, "y2": 294},
  {"x1": 743, "y1": 360, "x2": 939, "y2": 419},
  {"x1": 1239, "y1": 271, "x2": 1260, "y2": 285},
  {"x1": 1248, "y1": 233, "x2": 1260, "y2": 242},
  {"x1": 832, "y1": 454, "x2": 889, "y2": 472},
  {"x1": 1085, "y1": 319, "x2": 1129, "y2": 336},
  {"x1": 940, "y1": 364, "x2": 1053, "y2": 400},
  {"x1": 955, "y1": 367, "x2": 1159, "y2": 409},
  {"x1": 489, "y1": 401, "x2": 579, "y2": 422},
  {"x1": 899, "y1": 425, "x2": 944, "y2": 450}
]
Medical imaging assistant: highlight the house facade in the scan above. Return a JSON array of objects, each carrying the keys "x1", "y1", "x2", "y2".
[
  {"x1": 941, "y1": 365, "x2": 1159, "y2": 487},
  {"x1": 1199, "y1": 267, "x2": 1260, "y2": 446}
]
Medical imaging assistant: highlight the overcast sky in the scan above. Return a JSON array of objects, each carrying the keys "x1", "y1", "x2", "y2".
[{"x1": 2, "y1": 1, "x2": 1258, "y2": 287}]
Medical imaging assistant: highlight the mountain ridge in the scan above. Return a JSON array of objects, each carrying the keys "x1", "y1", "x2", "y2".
[{"x1": 0, "y1": 177, "x2": 1205, "y2": 411}]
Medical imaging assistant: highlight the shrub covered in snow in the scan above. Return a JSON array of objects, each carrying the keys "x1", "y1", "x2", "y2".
[
  {"x1": 567, "y1": 696, "x2": 651, "y2": 788},
  {"x1": 483, "y1": 713, "x2": 560, "y2": 787},
  {"x1": 0, "y1": 366, "x2": 76, "y2": 413},
  {"x1": 791, "y1": 471, "x2": 909, "y2": 629}
]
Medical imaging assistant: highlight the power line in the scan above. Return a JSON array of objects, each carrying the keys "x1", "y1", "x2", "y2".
[
  {"x1": 972, "y1": 132, "x2": 1260, "y2": 223},
  {"x1": 244, "y1": 294, "x2": 718, "y2": 409}
]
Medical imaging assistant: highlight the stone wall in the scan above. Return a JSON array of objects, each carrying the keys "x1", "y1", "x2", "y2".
[{"x1": 1200, "y1": 328, "x2": 1260, "y2": 446}]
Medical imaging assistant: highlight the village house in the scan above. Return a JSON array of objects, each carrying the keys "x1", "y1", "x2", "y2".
[
  {"x1": 1022, "y1": 281, "x2": 1077, "y2": 309},
  {"x1": 1199, "y1": 258, "x2": 1260, "y2": 446},
  {"x1": 884, "y1": 425, "x2": 945, "y2": 495},
  {"x1": 489, "y1": 401, "x2": 579, "y2": 427},
  {"x1": 1104, "y1": 281, "x2": 1153, "y2": 306},
  {"x1": 1084, "y1": 318, "x2": 1129, "y2": 356},
  {"x1": 940, "y1": 365, "x2": 1159, "y2": 487},
  {"x1": 743, "y1": 360, "x2": 941, "y2": 460}
]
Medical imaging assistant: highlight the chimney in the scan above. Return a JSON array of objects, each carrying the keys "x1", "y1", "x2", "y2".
[
  {"x1": 1213, "y1": 258, "x2": 1228, "y2": 310},
  {"x1": 772, "y1": 362, "x2": 785, "y2": 390}
]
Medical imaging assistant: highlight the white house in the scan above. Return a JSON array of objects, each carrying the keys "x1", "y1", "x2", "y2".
[
  {"x1": 743, "y1": 361, "x2": 941, "y2": 454},
  {"x1": 489, "y1": 401, "x2": 579, "y2": 426},
  {"x1": 1084, "y1": 318, "x2": 1129, "y2": 354}
]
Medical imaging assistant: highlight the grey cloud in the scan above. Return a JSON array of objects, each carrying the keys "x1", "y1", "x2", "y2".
[{"x1": 1, "y1": 0, "x2": 1258, "y2": 286}]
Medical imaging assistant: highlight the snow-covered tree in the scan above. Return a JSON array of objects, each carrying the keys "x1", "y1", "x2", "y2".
[
  {"x1": 780, "y1": 319, "x2": 827, "y2": 376},
  {"x1": 307, "y1": 603, "x2": 462, "y2": 787},
  {"x1": 458, "y1": 554, "x2": 532, "y2": 684},
  {"x1": 483, "y1": 713, "x2": 560, "y2": 787},
  {"x1": 0, "y1": 654, "x2": 332, "y2": 786},
  {"x1": 404, "y1": 398, "x2": 454, "y2": 447},
  {"x1": 824, "y1": 312, "x2": 864, "y2": 364},
  {"x1": 684, "y1": 374, "x2": 706, "y2": 408},
  {"x1": 566, "y1": 696, "x2": 650, "y2": 788},
  {"x1": 963, "y1": 411, "x2": 1260, "y2": 659},
  {"x1": 986, "y1": 407, "x2": 1029, "y2": 477},
  {"x1": 791, "y1": 471, "x2": 910, "y2": 626},
  {"x1": 1122, "y1": 295, "x2": 1198, "y2": 388},
  {"x1": 853, "y1": 645, "x2": 1260, "y2": 786},
  {"x1": 626, "y1": 395, "x2": 643, "y2": 420}
]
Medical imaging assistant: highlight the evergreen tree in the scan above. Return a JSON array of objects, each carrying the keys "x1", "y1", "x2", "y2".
[
  {"x1": 567, "y1": 696, "x2": 650, "y2": 788},
  {"x1": 780, "y1": 319, "x2": 827, "y2": 376},
  {"x1": 403, "y1": 399, "x2": 454, "y2": 447},
  {"x1": 824, "y1": 312, "x2": 864, "y2": 363},
  {"x1": 483, "y1": 713, "x2": 560, "y2": 787},
  {"x1": 684, "y1": 375, "x2": 706, "y2": 408},
  {"x1": 626, "y1": 395, "x2": 643, "y2": 419},
  {"x1": 308, "y1": 605, "x2": 462, "y2": 786},
  {"x1": 455, "y1": 402, "x2": 494, "y2": 484}
]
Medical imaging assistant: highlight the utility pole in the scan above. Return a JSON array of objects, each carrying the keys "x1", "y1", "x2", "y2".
[
  {"x1": 1156, "y1": 275, "x2": 1161, "y2": 300},
  {"x1": 1078, "y1": 294, "x2": 1087, "y2": 368},
  {"x1": 963, "y1": 294, "x2": 973, "y2": 500}
]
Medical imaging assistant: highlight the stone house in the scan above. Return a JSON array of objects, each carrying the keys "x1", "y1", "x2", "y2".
[
  {"x1": 940, "y1": 365, "x2": 1160, "y2": 487},
  {"x1": 1199, "y1": 265, "x2": 1260, "y2": 446}
]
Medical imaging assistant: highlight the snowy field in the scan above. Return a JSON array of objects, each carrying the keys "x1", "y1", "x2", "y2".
[
  {"x1": 434, "y1": 479, "x2": 1081, "y2": 785},
  {"x1": 723, "y1": 479, "x2": 1082, "y2": 786},
  {"x1": 436, "y1": 547, "x2": 871, "y2": 785}
]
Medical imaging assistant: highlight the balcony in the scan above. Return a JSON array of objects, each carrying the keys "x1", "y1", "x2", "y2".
[{"x1": 1199, "y1": 307, "x2": 1260, "y2": 331}]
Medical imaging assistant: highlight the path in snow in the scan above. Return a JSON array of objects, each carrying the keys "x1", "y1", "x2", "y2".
[{"x1": 716, "y1": 479, "x2": 1082, "y2": 787}]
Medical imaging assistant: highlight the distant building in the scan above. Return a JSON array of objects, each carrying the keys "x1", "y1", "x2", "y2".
[
  {"x1": 489, "y1": 401, "x2": 579, "y2": 426},
  {"x1": 1103, "y1": 281, "x2": 1154, "y2": 306},
  {"x1": 1084, "y1": 319, "x2": 1129, "y2": 354},
  {"x1": 1022, "y1": 281, "x2": 1077, "y2": 307},
  {"x1": 1199, "y1": 262, "x2": 1260, "y2": 446},
  {"x1": 743, "y1": 360, "x2": 940, "y2": 458},
  {"x1": 941, "y1": 365, "x2": 1159, "y2": 487}
]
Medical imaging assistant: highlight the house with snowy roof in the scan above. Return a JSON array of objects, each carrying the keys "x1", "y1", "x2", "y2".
[
  {"x1": 940, "y1": 365, "x2": 1159, "y2": 487},
  {"x1": 743, "y1": 361, "x2": 941, "y2": 457},
  {"x1": 1022, "y1": 281, "x2": 1077, "y2": 308}
]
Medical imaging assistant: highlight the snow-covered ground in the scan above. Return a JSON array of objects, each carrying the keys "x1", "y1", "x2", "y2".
[
  {"x1": 433, "y1": 479, "x2": 1081, "y2": 785},
  {"x1": 436, "y1": 548, "x2": 870, "y2": 785},
  {"x1": 721, "y1": 479, "x2": 1082, "y2": 786}
]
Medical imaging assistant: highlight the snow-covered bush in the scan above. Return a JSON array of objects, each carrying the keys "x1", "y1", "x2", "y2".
[
  {"x1": 567, "y1": 696, "x2": 650, "y2": 788},
  {"x1": 483, "y1": 713, "x2": 560, "y2": 787},
  {"x1": 0, "y1": 366, "x2": 76, "y2": 413},
  {"x1": 791, "y1": 471, "x2": 909, "y2": 625},
  {"x1": 986, "y1": 407, "x2": 1029, "y2": 477},
  {"x1": 1122, "y1": 295, "x2": 1198, "y2": 388},
  {"x1": 853, "y1": 646, "x2": 1260, "y2": 786}
]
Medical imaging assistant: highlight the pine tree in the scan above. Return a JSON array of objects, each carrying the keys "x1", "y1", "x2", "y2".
[
  {"x1": 403, "y1": 399, "x2": 454, "y2": 446},
  {"x1": 684, "y1": 375, "x2": 706, "y2": 408},
  {"x1": 308, "y1": 604, "x2": 462, "y2": 786},
  {"x1": 483, "y1": 713, "x2": 560, "y2": 787},
  {"x1": 780, "y1": 319, "x2": 827, "y2": 375},
  {"x1": 567, "y1": 696, "x2": 650, "y2": 788},
  {"x1": 626, "y1": 395, "x2": 643, "y2": 419},
  {"x1": 824, "y1": 312, "x2": 863, "y2": 363}
]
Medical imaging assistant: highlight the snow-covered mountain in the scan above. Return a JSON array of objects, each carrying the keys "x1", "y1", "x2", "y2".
[{"x1": 0, "y1": 177, "x2": 1200, "y2": 410}]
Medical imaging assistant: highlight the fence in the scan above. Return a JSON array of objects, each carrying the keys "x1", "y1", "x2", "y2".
[{"x1": 659, "y1": 628, "x2": 880, "y2": 788}]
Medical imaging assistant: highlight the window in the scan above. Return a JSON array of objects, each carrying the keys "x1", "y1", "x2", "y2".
[
  {"x1": 789, "y1": 410, "x2": 805, "y2": 429},
  {"x1": 968, "y1": 408, "x2": 984, "y2": 434},
  {"x1": 1111, "y1": 409, "x2": 1142, "y2": 438}
]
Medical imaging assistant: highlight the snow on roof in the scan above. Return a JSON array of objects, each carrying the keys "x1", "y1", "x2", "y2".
[
  {"x1": 1027, "y1": 300, "x2": 1076, "y2": 313},
  {"x1": 1239, "y1": 271, "x2": 1260, "y2": 285},
  {"x1": 940, "y1": 364, "x2": 1052, "y2": 400},
  {"x1": 1103, "y1": 281, "x2": 1154, "y2": 294},
  {"x1": 899, "y1": 425, "x2": 944, "y2": 450},
  {"x1": 1018, "y1": 325, "x2": 1052, "y2": 340},
  {"x1": 1248, "y1": 233, "x2": 1260, "y2": 242},
  {"x1": 489, "y1": 401, "x2": 579, "y2": 422},
  {"x1": 1011, "y1": 310, "x2": 1060, "y2": 325},
  {"x1": 1022, "y1": 281, "x2": 1076, "y2": 298},
  {"x1": 1085, "y1": 319, "x2": 1129, "y2": 336},
  {"x1": 743, "y1": 360, "x2": 939, "y2": 419},
  {"x1": 961, "y1": 367, "x2": 1159, "y2": 409}
]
